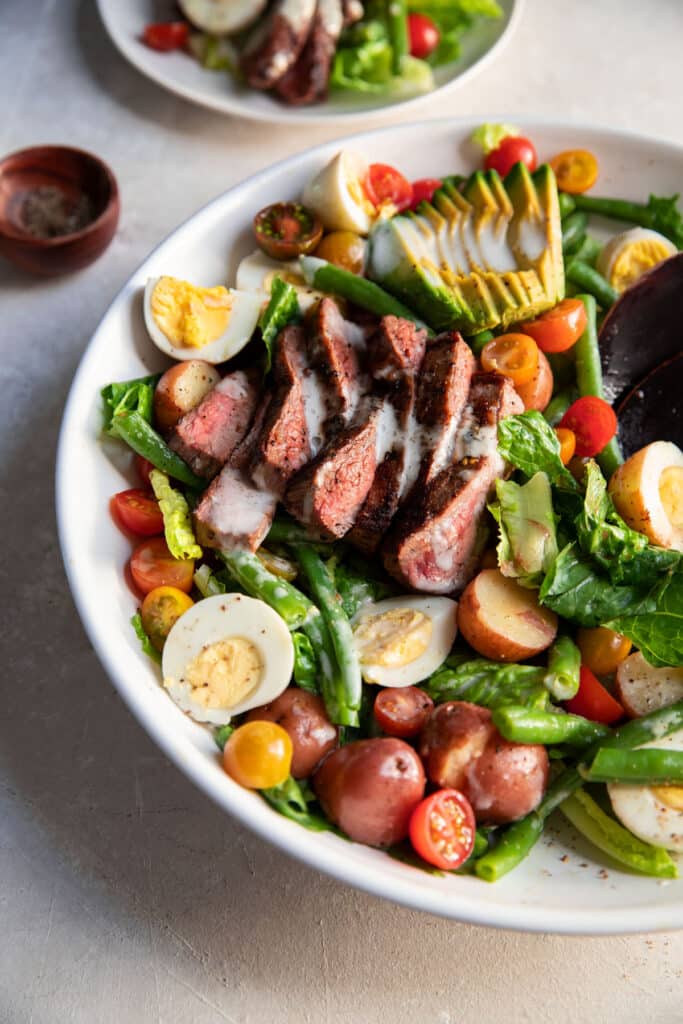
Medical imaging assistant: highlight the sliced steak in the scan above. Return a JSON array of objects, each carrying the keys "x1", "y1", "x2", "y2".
[
  {"x1": 250, "y1": 325, "x2": 311, "y2": 494},
  {"x1": 308, "y1": 297, "x2": 364, "y2": 427},
  {"x1": 415, "y1": 332, "x2": 476, "y2": 484},
  {"x1": 368, "y1": 315, "x2": 427, "y2": 382},
  {"x1": 284, "y1": 400, "x2": 383, "y2": 538},
  {"x1": 382, "y1": 374, "x2": 522, "y2": 594},
  {"x1": 240, "y1": 0, "x2": 317, "y2": 89},
  {"x1": 194, "y1": 465, "x2": 276, "y2": 552},
  {"x1": 276, "y1": 0, "x2": 343, "y2": 106},
  {"x1": 169, "y1": 370, "x2": 258, "y2": 479}
]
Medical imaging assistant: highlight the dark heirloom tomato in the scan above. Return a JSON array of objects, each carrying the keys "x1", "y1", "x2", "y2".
[
  {"x1": 373, "y1": 686, "x2": 434, "y2": 738},
  {"x1": 409, "y1": 789, "x2": 476, "y2": 870},
  {"x1": 253, "y1": 202, "x2": 323, "y2": 260},
  {"x1": 111, "y1": 488, "x2": 163, "y2": 536}
]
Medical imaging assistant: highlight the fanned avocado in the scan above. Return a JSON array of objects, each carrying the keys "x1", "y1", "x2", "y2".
[{"x1": 367, "y1": 162, "x2": 564, "y2": 334}]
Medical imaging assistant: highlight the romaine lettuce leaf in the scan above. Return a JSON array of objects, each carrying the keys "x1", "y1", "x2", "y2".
[
  {"x1": 497, "y1": 411, "x2": 580, "y2": 494},
  {"x1": 489, "y1": 471, "x2": 558, "y2": 586},
  {"x1": 607, "y1": 568, "x2": 683, "y2": 667},
  {"x1": 131, "y1": 612, "x2": 161, "y2": 664},
  {"x1": 258, "y1": 276, "x2": 300, "y2": 372},
  {"x1": 426, "y1": 653, "x2": 549, "y2": 709},
  {"x1": 149, "y1": 469, "x2": 202, "y2": 560},
  {"x1": 471, "y1": 122, "x2": 520, "y2": 155},
  {"x1": 102, "y1": 374, "x2": 158, "y2": 434}
]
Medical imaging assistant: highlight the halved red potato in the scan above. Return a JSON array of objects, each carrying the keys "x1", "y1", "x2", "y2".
[
  {"x1": 153, "y1": 359, "x2": 220, "y2": 432},
  {"x1": 457, "y1": 569, "x2": 558, "y2": 661},
  {"x1": 615, "y1": 651, "x2": 683, "y2": 718}
]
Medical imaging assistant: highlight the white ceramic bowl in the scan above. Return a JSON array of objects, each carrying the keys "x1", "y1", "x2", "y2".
[
  {"x1": 96, "y1": 0, "x2": 521, "y2": 124},
  {"x1": 57, "y1": 118, "x2": 683, "y2": 934}
]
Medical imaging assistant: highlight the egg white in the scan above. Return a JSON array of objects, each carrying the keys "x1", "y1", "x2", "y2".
[
  {"x1": 235, "y1": 250, "x2": 323, "y2": 312},
  {"x1": 352, "y1": 596, "x2": 458, "y2": 688},
  {"x1": 608, "y1": 728, "x2": 683, "y2": 852},
  {"x1": 162, "y1": 593, "x2": 294, "y2": 725},
  {"x1": 143, "y1": 276, "x2": 262, "y2": 364},
  {"x1": 597, "y1": 227, "x2": 676, "y2": 291},
  {"x1": 302, "y1": 150, "x2": 374, "y2": 235}
]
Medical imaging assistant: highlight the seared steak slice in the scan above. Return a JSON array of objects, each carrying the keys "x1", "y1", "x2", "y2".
[
  {"x1": 241, "y1": 0, "x2": 317, "y2": 89},
  {"x1": 416, "y1": 332, "x2": 476, "y2": 483},
  {"x1": 284, "y1": 400, "x2": 383, "y2": 538},
  {"x1": 308, "y1": 297, "x2": 364, "y2": 426},
  {"x1": 250, "y1": 325, "x2": 311, "y2": 494},
  {"x1": 169, "y1": 370, "x2": 258, "y2": 479},
  {"x1": 194, "y1": 465, "x2": 276, "y2": 552},
  {"x1": 382, "y1": 374, "x2": 522, "y2": 594},
  {"x1": 275, "y1": 0, "x2": 343, "y2": 106},
  {"x1": 368, "y1": 316, "x2": 427, "y2": 382}
]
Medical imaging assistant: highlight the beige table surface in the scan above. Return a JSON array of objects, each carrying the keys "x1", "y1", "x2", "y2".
[{"x1": 2, "y1": 1, "x2": 683, "y2": 1021}]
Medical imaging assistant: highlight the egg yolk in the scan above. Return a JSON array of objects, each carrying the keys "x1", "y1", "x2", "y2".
[
  {"x1": 347, "y1": 177, "x2": 377, "y2": 219},
  {"x1": 151, "y1": 276, "x2": 232, "y2": 349},
  {"x1": 178, "y1": 636, "x2": 262, "y2": 709},
  {"x1": 610, "y1": 239, "x2": 673, "y2": 292},
  {"x1": 660, "y1": 466, "x2": 683, "y2": 528},
  {"x1": 354, "y1": 609, "x2": 433, "y2": 668},
  {"x1": 652, "y1": 786, "x2": 683, "y2": 812}
]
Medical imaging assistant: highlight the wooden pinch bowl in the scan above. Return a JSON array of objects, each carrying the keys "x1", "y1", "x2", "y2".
[{"x1": 0, "y1": 145, "x2": 120, "y2": 276}]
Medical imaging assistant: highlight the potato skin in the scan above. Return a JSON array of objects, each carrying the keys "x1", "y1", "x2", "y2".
[
  {"x1": 154, "y1": 360, "x2": 220, "y2": 432},
  {"x1": 419, "y1": 701, "x2": 496, "y2": 790},
  {"x1": 313, "y1": 738, "x2": 425, "y2": 847},
  {"x1": 515, "y1": 349, "x2": 553, "y2": 412},
  {"x1": 246, "y1": 688, "x2": 338, "y2": 779},
  {"x1": 615, "y1": 651, "x2": 683, "y2": 719},
  {"x1": 457, "y1": 569, "x2": 558, "y2": 661}
]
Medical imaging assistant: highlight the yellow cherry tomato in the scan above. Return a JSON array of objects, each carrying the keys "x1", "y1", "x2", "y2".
[
  {"x1": 480, "y1": 333, "x2": 539, "y2": 387},
  {"x1": 549, "y1": 149, "x2": 599, "y2": 194},
  {"x1": 577, "y1": 627, "x2": 632, "y2": 676},
  {"x1": 223, "y1": 721, "x2": 293, "y2": 789},
  {"x1": 555, "y1": 427, "x2": 577, "y2": 466},
  {"x1": 140, "y1": 585, "x2": 194, "y2": 652},
  {"x1": 314, "y1": 231, "x2": 366, "y2": 275}
]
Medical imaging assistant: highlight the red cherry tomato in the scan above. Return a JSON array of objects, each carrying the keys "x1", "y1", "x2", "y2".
[
  {"x1": 407, "y1": 12, "x2": 440, "y2": 59},
  {"x1": 365, "y1": 164, "x2": 413, "y2": 213},
  {"x1": 111, "y1": 489, "x2": 163, "y2": 537},
  {"x1": 522, "y1": 298, "x2": 588, "y2": 354},
  {"x1": 135, "y1": 455, "x2": 155, "y2": 487},
  {"x1": 129, "y1": 537, "x2": 195, "y2": 596},
  {"x1": 559, "y1": 395, "x2": 618, "y2": 458},
  {"x1": 484, "y1": 136, "x2": 538, "y2": 177},
  {"x1": 564, "y1": 665, "x2": 624, "y2": 725},
  {"x1": 409, "y1": 789, "x2": 476, "y2": 871},
  {"x1": 143, "y1": 21, "x2": 189, "y2": 52},
  {"x1": 410, "y1": 178, "x2": 443, "y2": 209},
  {"x1": 373, "y1": 686, "x2": 434, "y2": 738}
]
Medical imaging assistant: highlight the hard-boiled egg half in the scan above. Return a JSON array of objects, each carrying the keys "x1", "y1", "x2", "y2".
[
  {"x1": 144, "y1": 275, "x2": 261, "y2": 363},
  {"x1": 608, "y1": 728, "x2": 683, "y2": 853},
  {"x1": 162, "y1": 593, "x2": 294, "y2": 726},
  {"x1": 597, "y1": 228, "x2": 677, "y2": 293},
  {"x1": 352, "y1": 596, "x2": 458, "y2": 688},
  {"x1": 236, "y1": 250, "x2": 323, "y2": 313},
  {"x1": 303, "y1": 150, "x2": 377, "y2": 235},
  {"x1": 609, "y1": 441, "x2": 683, "y2": 552}
]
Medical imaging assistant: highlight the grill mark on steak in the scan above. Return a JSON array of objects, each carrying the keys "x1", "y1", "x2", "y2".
[
  {"x1": 275, "y1": 0, "x2": 343, "y2": 106},
  {"x1": 415, "y1": 332, "x2": 476, "y2": 485},
  {"x1": 368, "y1": 316, "x2": 427, "y2": 383},
  {"x1": 308, "y1": 297, "x2": 365, "y2": 429},
  {"x1": 240, "y1": 0, "x2": 317, "y2": 89},
  {"x1": 168, "y1": 370, "x2": 258, "y2": 480}
]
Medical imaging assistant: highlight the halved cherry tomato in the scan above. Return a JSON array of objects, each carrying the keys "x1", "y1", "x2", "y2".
[
  {"x1": 111, "y1": 489, "x2": 163, "y2": 536},
  {"x1": 484, "y1": 136, "x2": 537, "y2": 177},
  {"x1": 223, "y1": 721, "x2": 293, "y2": 789},
  {"x1": 130, "y1": 536, "x2": 195, "y2": 596},
  {"x1": 253, "y1": 202, "x2": 323, "y2": 261},
  {"x1": 522, "y1": 298, "x2": 588, "y2": 353},
  {"x1": 314, "y1": 231, "x2": 366, "y2": 275},
  {"x1": 480, "y1": 333, "x2": 539, "y2": 386},
  {"x1": 410, "y1": 178, "x2": 443, "y2": 209},
  {"x1": 373, "y1": 686, "x2": 434, "y2": 739},
  {"x1": 141, "y1": 586, "x2": 194, "y2": 652},
  {"x1": 409, "y1": 789, "x2": 476, "y2": 871},
  {"x1": 364, "y1": 164, "x2": 413, "y2": 213},
  {"x1": 407, "y1": 12, "x2": 440, "y2": 59},
  {"x1": 549, "y1": 149, "x2": 599, "y2": 194},
  {"x1": 577, "y1": 627, "x2": 632, "y2": 677},
  {"x1": 143, "y1": 21, "x2": 189, "y2": 52},
  {"x1": 135, "y1": 455, "x2": 155, "y2": 487},
  {"x1": 559, "y1": 395, "x2": 618, "y2": 458},
  {"x1": 564, "y1": 665, "x2": 624, "y2": 725},
  {"x1": 555, "y1": 427, "x2": 577, "y2": 465}
]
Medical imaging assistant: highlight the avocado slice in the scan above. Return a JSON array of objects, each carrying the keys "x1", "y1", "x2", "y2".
[{"x1": 505, "y1": 162, "x2": 564, "y2": 305}]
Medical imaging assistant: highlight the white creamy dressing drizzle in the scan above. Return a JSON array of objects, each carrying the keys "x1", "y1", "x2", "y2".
[
  {"x1": 398, "y1": 411, "x2": 427, "y2": 500},
  {"x1": 319, "y1": 0, "x2": 344, "y2": 39},
  {"x1": 214, "y1": 469, "x2": 276, "y2": 534},
  {"x1": 374, "y1": 400, "x2": 399, "y2": 462},
  {"x1": 282, "y1": 0, "x2": 316, "y2": 31},
  {"x1": 453, "y1": 404, "x2": 499, "y2": 462},
  {"x1": 300, "y1": 367, "x2": 327, "y2": 457}
]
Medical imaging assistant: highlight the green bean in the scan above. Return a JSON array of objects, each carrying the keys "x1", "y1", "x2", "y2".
[
  {"x1": 543, "y1": 388, "x2": 576, "y2": 426},
  {"x1": 583, "y1": 747, "x2": 683, "y2": 784},
  {"x1": 388, "y1": 0, "x2": 409, "y2": 74},
  {"x1": 606, "y1": 700, "x2": 683, "y2": 751},
  {"x1": 562, "y1": 211, "x2": 588, "y2": 255},
  {"x1": 300, "y1": 608, "x2": 346, "y2": 723},
  {"x1": 111, "y1": 411, "x2": 204, "y2": 489},
  {"x1": 558, "y1": 192, "x2": 577, "y2": 219},
  {"x1": 492, "y1": 706, "x2": 609, "y2": 748},
  {"x1": 544, "y1": 635, "x2": 581, "y2": 700},
  {"x1": 218, "y1": 549, "x2": 314, "y2": 630},
  {"x1": 571, "y1": 235, "x2": 601, "y2": 266},
  {"x1": 571, "y1": 194, "x2": 657, "y2": 229},
  {"x1": 566, "y1": 260, "x2": 618, "y2": 308},
  {"x1": 573, "y1": 293, "x2": 624, "y2": 475},
  {"x1": 469, "y1": 329, "x2": 494, "y2": 357},
  {"x1": 475, "y1": 813, "x2": 544, "y2": 882},
  {"x1": 294, "y1": 544, "x2": 362, "y2": 727},
  {"x1": 292, "y1": 632, "x2": 319, "y2": 695},
  {"x1": 266, "y1": 515, "x2": 333, "y2": 545},
  {"x1": 300, "y1": 257, "x2": 429, "y2": 330}
]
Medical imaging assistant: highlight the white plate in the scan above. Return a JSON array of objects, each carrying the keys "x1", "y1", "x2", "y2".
[
  {"x1": 57, "y1": 118, "x2": 683, "y2": 934},
  {"x1": 96, "y1": 0, "x2": 521, "y2": 124}
]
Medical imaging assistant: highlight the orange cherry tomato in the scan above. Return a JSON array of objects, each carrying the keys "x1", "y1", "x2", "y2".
[
  {"x1": 559, "y1": 396, "x2": 618, "y2": 458},
  {"x1": 314, "y1": 231, "x2": 366, "y2": 275},
  {"x1": 223, "y1": 721, "x2": 293, "y2": 789},
  {"x1": 140, "y1": 586, "x2": 194, "y2": 652},
  {"x1": 130, "y1": 536, "x2": 195, "y2": 596},
  {"x1": 555, "y1": 427, "x2": 577, "y2": 465},
  {"x1": 522, "y1": 298, "x2": 588, "y2": 353},
  {"x1": 549, "y1": 149, "x2": 599, "y2": 194},
  {"x1": 409, "y1": 789, "x2": 476, "y2": 871},
  {"x1": 480, "y1": 333, "x2": 539, "y2": 386},
  {"x1": 565, "y1": 665, "x2": 624, "y2": 725},
  {"x1": 364, "y1": 164, "x2": 413, "y2": 213},
  {"x1": 577, "y1": 628, "x2": 632, "y2": 677},
  {"x1": 111, "y1": 489, "x2": 163, "y2": 536},
  {"x1": 515, "y1": 349, "x2": 554, "y2": 411}
]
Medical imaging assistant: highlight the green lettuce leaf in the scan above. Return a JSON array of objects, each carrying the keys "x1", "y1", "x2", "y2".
[
  {"x1": 646, "y1": 193, "x2": 683, "y2": 249},
  {"x1": 149, "y1": 469, "x2": 202, "y2": 560},
  {"x1": 131, "y1": 612, "x2": 161, "y2": 664},
  {"x1": 607, "y1": 568, "x2": 683, "y2": 667},
  {"x1": 490, "y1": 471, "x2": 558, "y2": 586},
  {"x1": 426, "y1": 653, "x2": 549, "y2": 709},
  {"x1": 213, "y1": 723, "x2": 234, "y2": 750},
  {"x1": 101, "y1": 374, "x2": 158, "y2": 434},
  {"x1": 258, "y1": 276, "x2": 300, "y2": 372},
  {"x1": 261, "y1": 776, "x2": 335, "y2": 832},
  {"x1": 193, "y1": 564, "x2": 226, "y2": 598},
  {"x1": 331, "y1": 556, "x2": 395, "y2": 619},
  {"x1": 292, "y1": 632, "x2": 319, "y2": 694},
  {"x1": 497, "y1": 412, "x2": 580, "y2": 494},
  {"x1": 471, "y1": 122, "x2": 520, "y2": 155}
]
